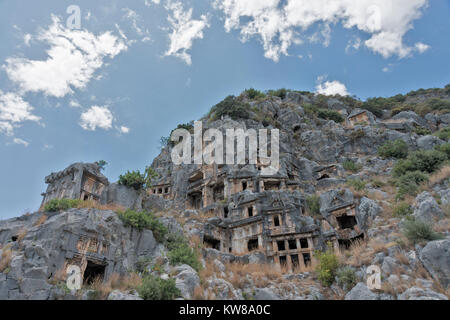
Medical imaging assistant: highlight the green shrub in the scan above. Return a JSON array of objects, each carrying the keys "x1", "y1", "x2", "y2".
[
  {"x1": 118, "y1": 166, "x2": 158, "y2": 190},
  {"x1": 209, "y1": 96, "x2": 251, "y2": 121},
  {"x1": 316, "y1": 246, "x2": 339, "y2": 286},
  {"x1": 336, "y1": 267, "x2": 357, "y2": 291},
  {"x1": 118, "y1": 210, "x2": 168, "y2": 242},
  {"x1": 118, "y1": 170, "x2": 146, "y2": 190},
  {"x1": 434, "y1": 127, "x2": 450, "y2": 141},
  {"x1": 44, "y1": 198, "x2": 82, "y2": 212},
  {"x1": 343, "y1": 160, "x2": 363, "y2": 172},
  {"x1": 347, "y1": 178, "x2": 366, "y2": 191},
  {"x1": 435, "y1": 143, "x2": 450, "y2": 159},
  {"x1": 378, "y1": 140, "x2": 409, "y2": 159},
  {"x1": 138, "y1": 274, "x2": 180, "y2": 300},
  {"x1": 414, "y1": 127, "x2": 432, "y2": 136},
  {"x1": 95, "y1": 160, "x2": 108, "y2": 171},
  {"x1": 406, "y1": 150, "x2": 447, "y2": 174},
  {"x1": 316, "y1": 109, "x2": 344, "y2": 123},
  {"x1": 392, "y1": 150, "x2": 446, "y2": 177},
  {"x1": 244, "y1": 88, "x2": 266, "y2": 100},
  {"x1": 167, "y1": 241, "x2": 202, "y2": 272},
  {"x1": 402, "y1": 219, "x2": 444, "y2": 244},
  {"x1": 395, "y1": 171, "x2": 429, "y2": 198},
  {"x1": 306, "y1": 195, "x2": 321, "y2": 216},
  {"x1": 393, "y1": 202, "x2": 413, "y2": 217},
  {"x1": 268, "y1": 88, "x2": 288, "y2": 99}
]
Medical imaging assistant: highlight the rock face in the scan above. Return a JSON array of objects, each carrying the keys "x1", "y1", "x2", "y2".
[
  {"x1": 419, "y1": 239, "x2": 450, "y2": 289},
  {"x1": 345, "y1": 283, "x2": 378, "y2": 300},
  {"x1": 398, "y1": 287, "x2": 448, "y2": 300},
  {"x1": 0, "y1": 209, "x2": 159, "y2": 300},
  {"x1": 3, "y1": 86, "x2": 450, "y2": 300},
  {"x1": 413, "y1": 192, "x2": 445, "y2": 223}
]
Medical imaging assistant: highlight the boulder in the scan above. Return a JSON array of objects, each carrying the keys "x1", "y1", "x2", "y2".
[
  {"x1": 174, "y1": 264, "x2": 200, "y2": 299},
  {"x1": 419, "y1": 239, "x2": 450, "y2": 288},
  {"x1": 413, "y1": 192, "x2": 445, "y2": 223},
  {"x1": 357, "y1": 197, "x2": 381, "y2": 231},
  {"x1": 253, "y1": 288, "x2": 280, "y2": 300},
  {"x1": 416, "y1": 135, "x2": 444, "y2": 150},
  {"x1": 101, "y1": 183, "x2": 143, "y2": 210},
  {"x1": 345, "y1": 283, "x2": 378, "y2": 300}
]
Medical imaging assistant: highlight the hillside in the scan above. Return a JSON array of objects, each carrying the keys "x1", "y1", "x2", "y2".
[{"x1": 0, "y1": 85, "x2": 449, "y2": 300}]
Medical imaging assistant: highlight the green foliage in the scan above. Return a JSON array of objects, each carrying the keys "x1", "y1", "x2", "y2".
[
  {"x1": 316, "y1": 109, "x2": 344, "y2": 123},
  {"x1": 393, "y1": 202, "x2": 413, "y2": 217},
  {"x1": 395, "y1": 171, "x2": 429, "y2": 199},
  {"x1": 167, "y1": 236, "x2": 202, "y2": 272},
  {"x1": 117, "y1": 210, "x2": 168, "y2": 242},
  {"x1": 244, "y1": 88, "x2": 266, "y2": 99},
  {"x1": 434, "y1": 127, "x2": 450, "y2": 141},
  {"x1": 362, "y1": 94, "x2": 406, "y2": 118},
  {"x1": 138, "y1": 274, "x2": 180, "y2": 300},
  {"x1": 402, "y1": 219, "x2": 444, "y2": 245},
  {"x1": 118, "y1": 170, "x2": 146, "y2": 190},
  {"x1": 209, "y1": 96, "x2": 251, "y2": 121},
  {"x1": 346, "y1": 178, "x2": 366, "y2": 191},
  {"x1": 414, "y1": 127, "x2": 432, "y2": 136},
  {"x1": 95, "y1": 160, "x2": 108, "y2": 171},
  {"x1": 44, "y1": 198, "x2": 82, "y2": 212},
  {"x1": 391, "y1": 104, "x2": 413, "y2": 117},
  {"x1": 306, "y1": 195, "x2": 321, "y2": 216},
  {"x1": 343, "y1": 160, "x2": 362, "y2": 172},
  {"x1": 267, "y1": 88, "x2": 288, "y2": 99},
  {"x1": 118, "y1": 166, "x2": 159, "y2": 190},
  {"x1": 316, "y1": 245, "x2": 339, "y2": 286},
  {"x1": 336, "y1": 267, "x2": 358, "y2": 291},
  {"x1": 392, "y1": 150, "x2": 447, "y2": 177},
  {"x1": 435, "y1": 143, "x2": 450, "y2": 159},
  {"x1": 378, "y1": 139, "x2": 409, "y2": 159}
]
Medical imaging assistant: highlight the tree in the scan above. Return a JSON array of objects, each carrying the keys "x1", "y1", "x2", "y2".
[{"x1": 95, "y1": 160, "x2": 108, "y2": 171}]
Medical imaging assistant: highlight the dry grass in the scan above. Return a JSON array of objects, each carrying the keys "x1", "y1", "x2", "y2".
[
  {"x1": 0, "y1": 244, "x2": 13, "y2": 272},
  {"x1": 75, "y1": 200, "x2": 126, "y2": 212},
  {"x1": 193, "y1": 286, "x2": 205, "y2": 300},
  {"x1": 87, "y1": 272, "x2": 142, "y2": 300},
  {"x1": 338, "y1": 239, "x2": 379, "y2": 267},
  {"x1": 17, "y1": 228, "x2": 28, "y2": 242},
  {"x1": 427, "y1": 165, "x2": 450, "y2": 187},
  {"x1": 433, "y1": 218, "x2": 450, "y2": 233},
  {"x1": 33, "y1": 214, "x2": 48, "y2": 227}
]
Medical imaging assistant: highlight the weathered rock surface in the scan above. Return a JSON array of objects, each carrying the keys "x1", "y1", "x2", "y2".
[{"x1": 419, "y1": 239, "x2": 450, "y2": 289}]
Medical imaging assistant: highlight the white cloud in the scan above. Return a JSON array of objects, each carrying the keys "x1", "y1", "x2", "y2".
[
  {"x1": 214, "y1": 0, "x2": 429, "y2": 61},
  {"x1": 316, "y1": 77, "x2": 349, "y2": 96},
  {"x1": 122, "y1": 8, "x2": 151, "y2": 40},
  {"x1": 13, "y1": 138, "x2": 29, "y2": 147},
  {"x1": 415, "y1": 42, "x2": 430, "y2": 53},
  {"x1": 164, "y1": 1, "x2": 210, "y2": 65},
  {"x1": 79, "y1": 105, "x2": 114, "y2": 131},
  {"x1": 3, "y1": 15, "x2": 127, "y2": 98},
  {"x1": 119, "y1": 126, "x2": 130, "y2": 134},
  {"x1": 24, "y1": 34, "x2": 32, "y2": 46},
  {"x1": 145, "y1": 0, "x2": 160, "y2": 6},
  {"x1": 0, "y1": 90, "x2": 40, "y2": 136},
  {"x1": 69, "y1": 100, "x2": 81, "y2": 108}
]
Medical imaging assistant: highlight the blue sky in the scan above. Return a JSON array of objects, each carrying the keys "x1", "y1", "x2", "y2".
[{"x1": 0, "y1": 0, "x2": 449, "y2": 219}]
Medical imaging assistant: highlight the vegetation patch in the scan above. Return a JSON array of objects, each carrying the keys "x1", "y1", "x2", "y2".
[
  {"x1": 138, "y1": 274, "x2": 180, "y2": 300},
  {"x1": 316, "y1": 246, "x2": 339, "y2": 286},
  {"x1": 343, "y1": 160, "x2": 363, "y2": 172},
  {"x1": 118, "y1": 210, "x2": 168, "y2": 242},
  {"x1": 378, "y1": 139, "x2": 409, "y2": 159},
  {"x1": 402, "y1": 219, "x2": 444, "y2": 244}
]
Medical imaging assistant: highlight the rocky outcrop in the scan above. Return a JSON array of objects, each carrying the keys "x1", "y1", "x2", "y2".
[
  {"x1": 0, "y1": 209, "x2": 160, "y2": 300},
  {"x1": 419, "y1": 239, "x2": 450, "y2": 289}
]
